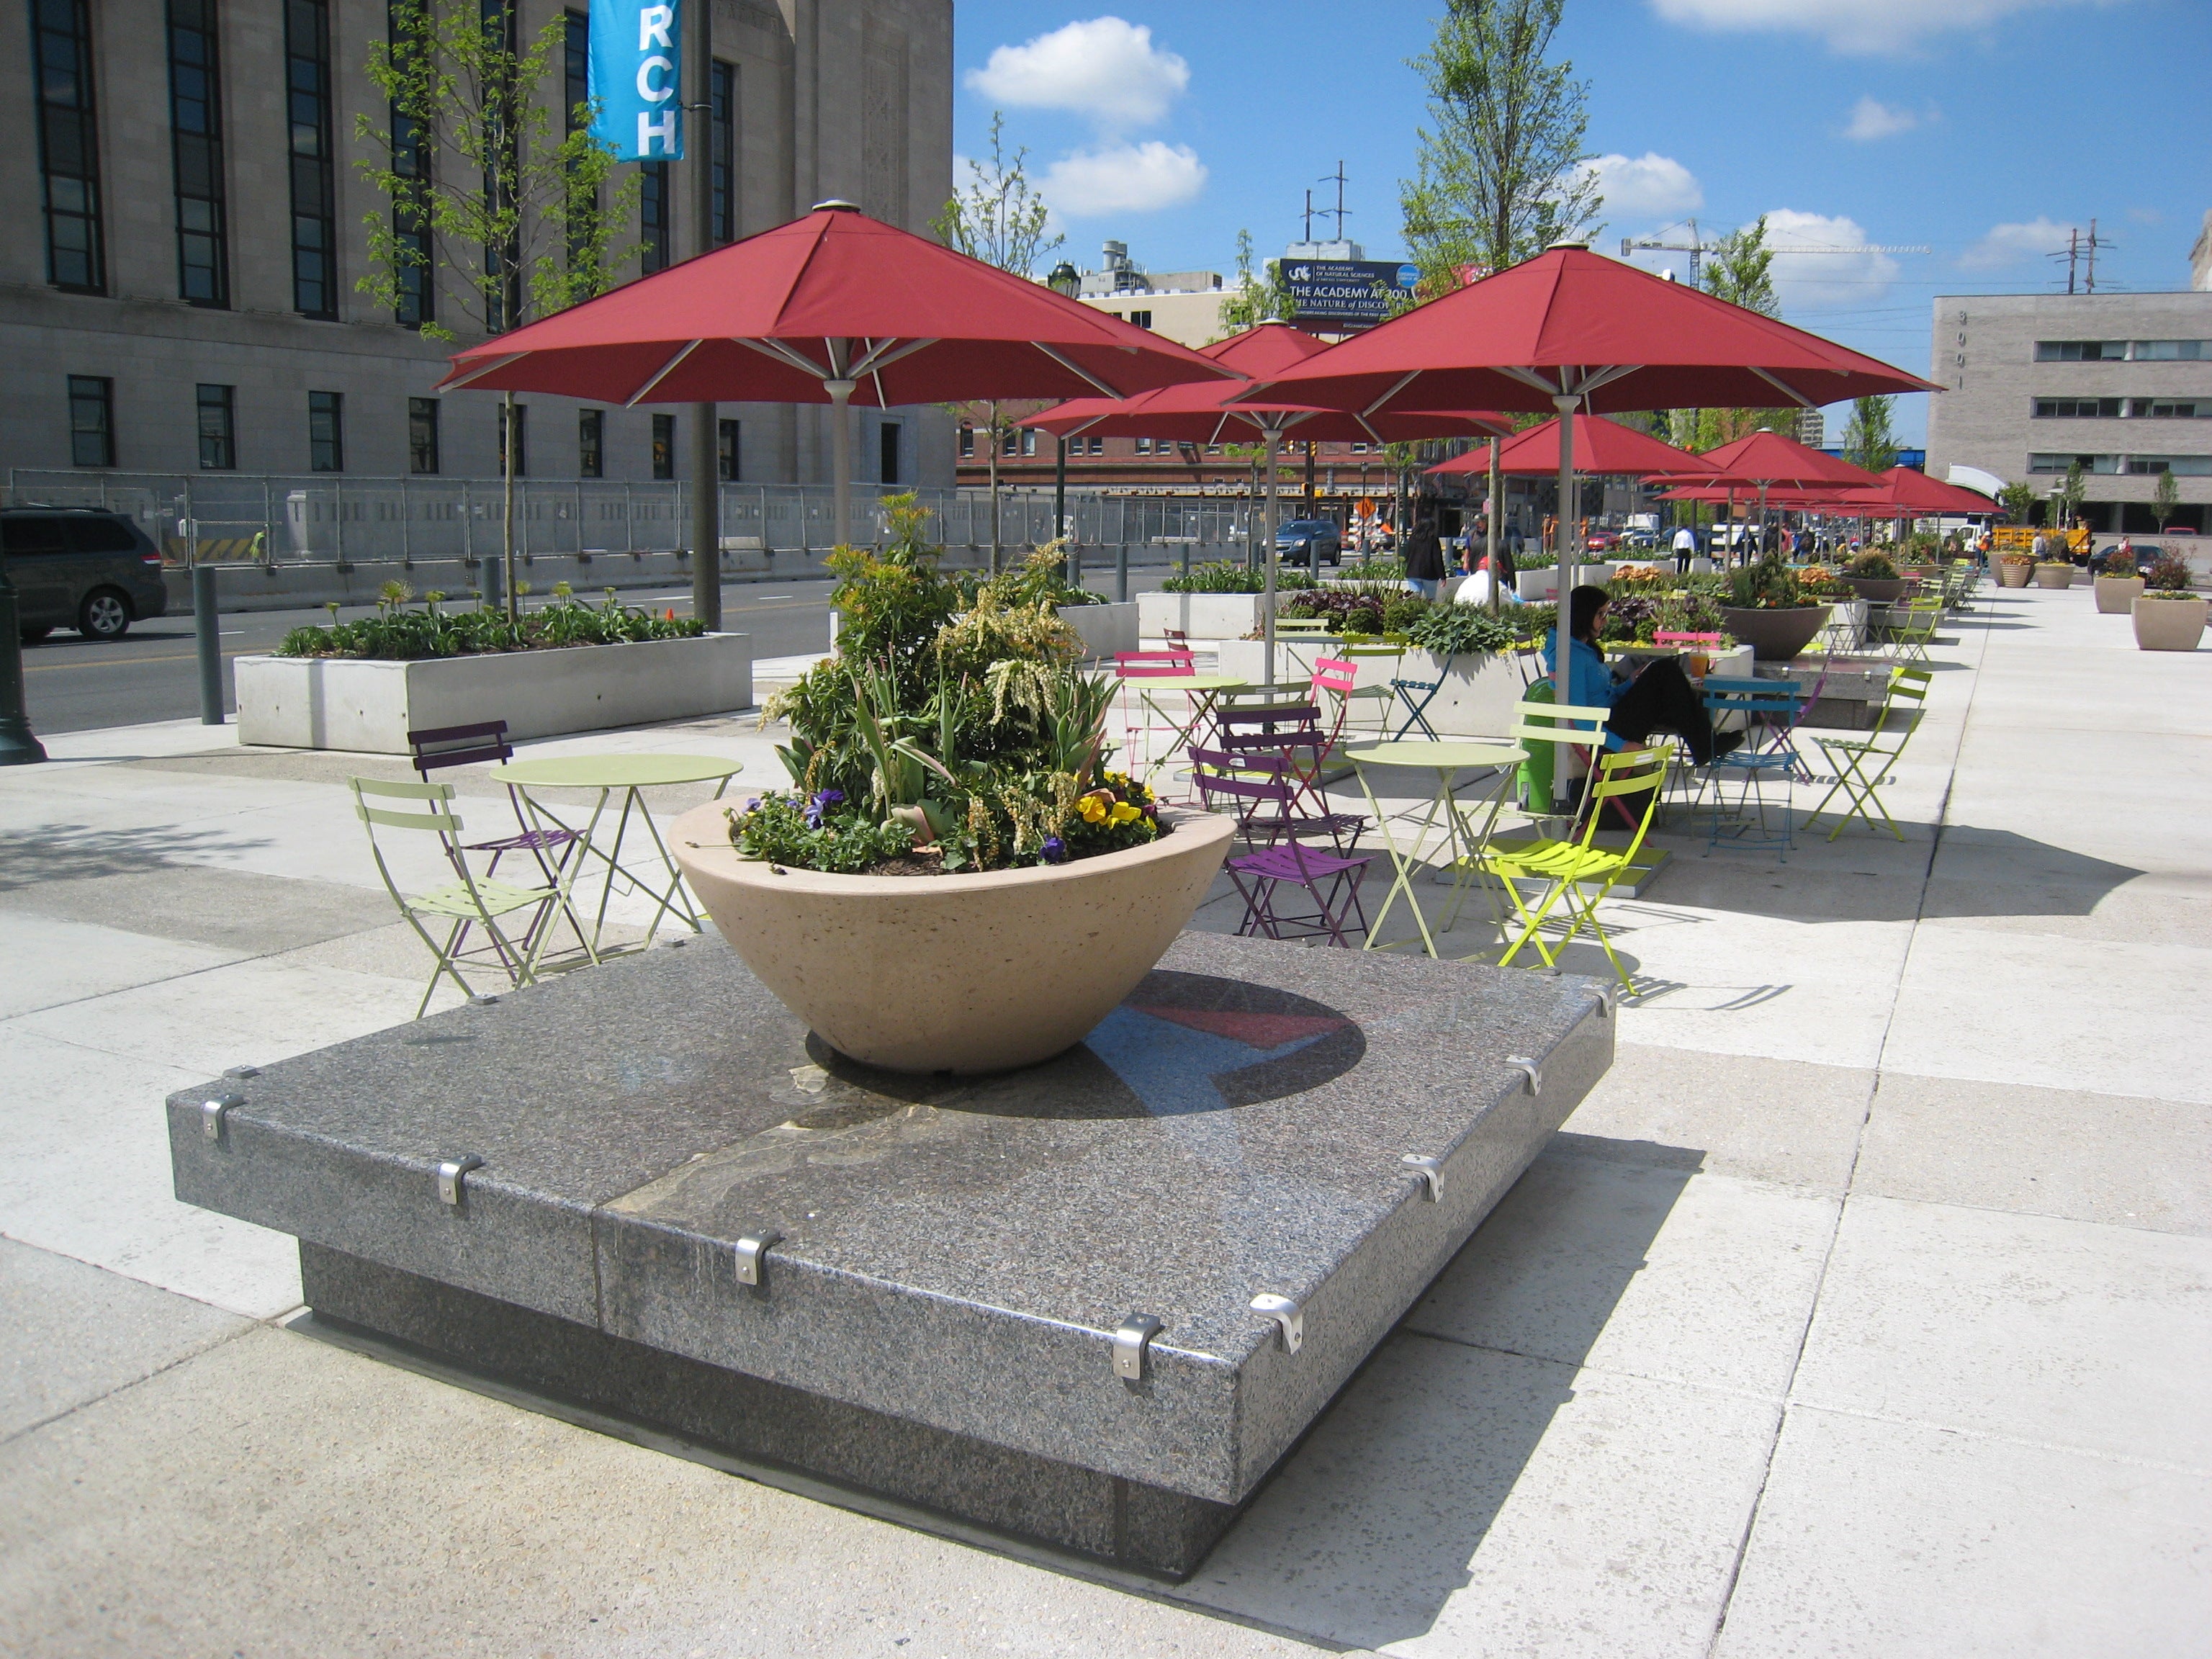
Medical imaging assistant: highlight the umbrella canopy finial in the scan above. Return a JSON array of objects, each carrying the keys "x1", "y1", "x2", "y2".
[{"x1": 811, "y1": 198, "x2": 860, "y2": 212}]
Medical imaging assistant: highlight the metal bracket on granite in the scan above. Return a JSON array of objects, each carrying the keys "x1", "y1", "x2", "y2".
[
  {"x1": 223, "y1": 1064, "x2": 261, "y2": 1080},
  {"x1": 1504, "y1": 1056, "x2": 1543, "y2": 1095},
  {"x1": 1588, "y1": 983, "x2": 1620, "y2": 1020},
  {"x1": 1401, "y1": 1154, "x2": 1444, "y2": 1202},
  {"x1": 1250, "y1": 1293, "x2": 1303, "y2": 1354},
  {"x1": 734, "y1": 1228, "x2": 783, "y2": 1288},
  {"x1": 199, "y1": 1093, "x2": 246, "y2": 1143},
  {"x1": 436, "y1": 1154, "x2": 486, "y2": 1207},
  {"x1": 1112, "y1": 1313, "x2": 1165, "y2": 1382}
]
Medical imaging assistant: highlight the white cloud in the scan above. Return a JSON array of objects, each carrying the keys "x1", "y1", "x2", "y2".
[
  {"x1": 1763, "y1": 210, "x2": 1901, "y2": 310},
  {"x1": 1651, "y1": 0, "x2": 2125, "y2": 56},
  {"x1": 966, "y1": 18, "x2": 1189, "y2": 130},
  {"x1": 1960, "y1": 215, "x2": 2080, "y2": 269},
  {"x1": 1579, "y1": 152, "x2": 1704, "y2": 217},
  {"x1": 1040, "y1": 143, "x2": 1208, "y2": 217},
  {"x1": 1843, "y1": 96, "x2": 1923, "y2": 140}
]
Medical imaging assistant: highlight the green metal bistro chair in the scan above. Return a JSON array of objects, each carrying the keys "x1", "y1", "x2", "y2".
[
  {"x1": 351, "y1": 777, "x2": 598, "y2": 1018},
  {"x1": 1804, "y1": 665, "x2": 1931, "y2": 842},
  {"x1": 1478, "y1": 742, "x2": 1675, "y2": 991},
  {"x1": 1882, "y1": 597, "x2": 1944, "y2": 666}
]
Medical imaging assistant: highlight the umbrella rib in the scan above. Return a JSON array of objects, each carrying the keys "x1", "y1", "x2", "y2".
[
  {"x1": 1494, "y1": 365, "x2": 1562, "y2": 397},
  {"x1": 439, "y1": 351, "x2": 529, "y2": 392},
  {"x1": 850, "y1": 337, "x2": 936, "y2": 378},
  {"x1": 1360, "y1": 370, "x2": 1424, "y2": 418},
  {"x1": 1033, "y1": 343, "x2": 1124, "y2": 400},
  {"x1": 1750, "y1": 366, "x2": 1817, "y2": 409},
  {"x1": 736, "y1": 336, "x2": 832, "y2": 380},
  {"x1": 623, "y1": 340, "x2": 703, "y2": 406}
]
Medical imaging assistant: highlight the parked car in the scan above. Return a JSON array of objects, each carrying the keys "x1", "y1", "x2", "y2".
[
  {"x1": 1, "y1": 508, "x2": 170, "y2": 641},
  {"x1": 1622, "y1": 529, "x2": 1659, "y2": 550},
  {"x1": 1274, "y1": 518, "x2": 1343, "y2": 566},
  {"x1": 1583, "y1": 529, "x2": 1623, "y2": 553}
]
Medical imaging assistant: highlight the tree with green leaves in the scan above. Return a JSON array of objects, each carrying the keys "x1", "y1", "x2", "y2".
[
  {"x1": 2051, "y1": 459, "x2": 2088, "y2": 538},
  {"x1": 1673, "y1": 217, "x2": 1799, "y2": 450},
  {"x1": 358, "y1": 0, "x2": 637, "y2": 619},
  {"x1": 1399, "y1": 0, "x2": 1599, "y2": 302},
  {"x1": 1216, "y1": 228, "x2": 1296, "y2": 337},
  {"x1": 1843, "y1": 395, "x2": 1899, "y2": 475},
  {"x1": 2154, "y1": 466, "x2": 2180, "y2": 532},
  {"x1": 1996, "y1": 480, "x2": 2038, "y2": 523},
  {"x1": 934, "y1": 112, "x2": 1064, "y2": 572}
]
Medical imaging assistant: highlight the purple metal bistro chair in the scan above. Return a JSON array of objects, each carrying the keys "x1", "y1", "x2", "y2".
[
  {"x1": 407, "y1": 720, "x2": 583, "y2": 884},
  {"x1": 1191, "y1": 747, "x2": 1374, "y2": 946},
  {"x1": 1212, "y1": 698, "x2": 1338, "y2": 816},
  {"x1": 1190, "y1": 743, "x2": 1367, "y2": 855}
]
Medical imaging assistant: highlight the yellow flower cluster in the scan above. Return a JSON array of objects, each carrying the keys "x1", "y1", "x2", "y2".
[{"x1": 1076, "y1": 788, "x2": 1140, "y2": 827}]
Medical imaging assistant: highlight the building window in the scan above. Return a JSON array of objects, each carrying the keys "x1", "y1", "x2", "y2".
[
  {"x1": 495, "y1": 400, "x2": 525, "y2": 476},
  {"x1": 388, "y1": 0, "x2": 433, "y2": 326},
  {"x1": 718, "y1": 418, "x2": 740, "y2": 481},
  {"x1": 2034, "y1": 341, "x2": 2125, "y2": 362},
  {"x1": 2125, "y1": 454, "x2": 2212, "y2": 476},
  {"x1": 285, "y1": 0, "x2": 337, "y2": 318},
  {"x1": 1127, "y1": 310, "x2": 1153, "y2": 329},
  {"x1": 32, "y1": 0, "x2": 105, "y2": 294},
  {"x1": 578, "y1": 408, "x2": 603, "y2": 477},
  {"x1": 652, "y1": 413, "x2": 675, "y2": 479},
  {"x1": 2131, "y1": 400, "x2": 2211, "y2": 419},
  {"x1": 711, "y1": 60, "x2": 735, "y2": 245},
  {"x1": 878, "y1": 421, "x2": 900, "y2": 485},
  {"x1": 2034, "y1": 398, "x2": 2123, "y2": 419},
  {"x1": 1022, "y1": 431, "x2": 1036, "y2": 457},
  {"x1": 2027, "y1": 452, "x2": 2118, "y2": 475},
  {"x1": 639, "y1": 163, "x2": 670, "y2": 274},
  {"x1": 1136, "y1": 436, "x2": 1153, "y2": 455},
  {"x1": 308, "y1": 391, "x2": 344, "y2": 471},
  {"x1": 1087, "y1": 436, "x2": 1104, "y2": 456},
  {"x1": 409, "y1": 397, "x2": 440, "y2": 474},
  {"x1": 196, "y1": 384, "x2": 235, "y2": 469},
  {"x1": 958, "y1": 425, "x2": 974, "y2": 459},
  {"x1": 2128, "y1": 340, "x2": 2211, "y2": 361},
  {"x1": 167, "y1": 0, "x2": 228, "y2": 307},
  {"x1": 68, "y1": 375, "x2": 114, "y2": 467}
]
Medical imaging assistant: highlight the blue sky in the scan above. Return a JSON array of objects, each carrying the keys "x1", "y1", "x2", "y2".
[{"x1": 950, "y1": 0, "x2": 2212, "y2": 444}]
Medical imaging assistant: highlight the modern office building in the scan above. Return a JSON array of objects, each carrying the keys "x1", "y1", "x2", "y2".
[
  {"x1": 1, "y1": 0, "x2": 954, "y2": 490},
  {"x1": 1926, "y1": 284, "x2": 2211, "y2": 534},
  {"x1": 1069, "y1": 240, "x2": 1228, "y2": 349}
]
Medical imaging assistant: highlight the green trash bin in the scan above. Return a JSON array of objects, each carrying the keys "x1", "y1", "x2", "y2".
[{"x1": 1519, "y1": 678, "x2": 1555, "y2": 813}]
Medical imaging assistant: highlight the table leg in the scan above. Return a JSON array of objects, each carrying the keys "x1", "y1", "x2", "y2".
[{"x1": 1354, "y1": 763, "x2": 1441, "y2": 958}]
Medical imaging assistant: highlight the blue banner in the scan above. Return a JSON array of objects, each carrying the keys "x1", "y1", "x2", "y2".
[{"x1": 588, "y1": 0, "x2": 683, "y2": 163}]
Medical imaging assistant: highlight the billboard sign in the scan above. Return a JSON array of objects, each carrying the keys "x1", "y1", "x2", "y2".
[
  {"x1": 1282, "y1": 258, "x2": 1418, "y2": 328},
  {"x1": 589, "y1": 0, "x2": 684, "y2": 162}
]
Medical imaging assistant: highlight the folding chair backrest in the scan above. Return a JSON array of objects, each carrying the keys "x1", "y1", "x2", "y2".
[
  {"x1": 1509, "y1": 696, "x2": 1615, "y2": 752},
  {"x1": 1116, "y1": 649, "x2": 1196, "y2": 678},
  {"x1": 1189, "y1": 746, "x2": 1298, "y2": 824},
  {"x1": 408, "y1": 719, "x2": 513, "y2": 779},
  {"x1": 1702, "y1": 677, "x2": 1805, "y2": 721},
  {"x1": 351, "y1": 775, "x2": 465, "y2": 835},
  {"x1": 1217, "y1": 702, "x2": 1323, "y2": 755},
  {"x1": 1581, "y1": 742, "x2": 1674, "y2": 864},
  {"x1": 1310, "y1": 657, "x2": 1359, "y2": 699}
]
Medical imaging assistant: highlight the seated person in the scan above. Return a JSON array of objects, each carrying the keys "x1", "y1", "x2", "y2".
[
  {"x1": 1454, "y1": 557, "x2": 1524, "y2": 606},
  {"x1": 1544, "y1": 585, "x2": 1741, "y2": 768}
]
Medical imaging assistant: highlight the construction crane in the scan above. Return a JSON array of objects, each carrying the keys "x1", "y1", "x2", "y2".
[{"x1": 1619, "y1": 220, "x2": 1930, "y2": 282}]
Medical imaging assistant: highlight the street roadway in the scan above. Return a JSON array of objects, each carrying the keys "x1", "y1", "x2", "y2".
[{"x1": 17, "y1": 579, "x2": 837, "y2": 736}]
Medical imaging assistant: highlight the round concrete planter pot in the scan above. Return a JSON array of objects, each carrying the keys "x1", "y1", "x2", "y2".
[
  {"x1": 669, "y1": 803, "x2": 1238, "y2": 1074},
  {"x1": 2131, "y1": 594, "x2": 2208, "y2": 652},
  {"x1": 1718, "y1": 604, "x2": 1830, "y2": 662},
  {"x1": 1843, "y1": 576, "x2": 1907, "y2": 603},
  {"x1": 1995, "y1": 560, "x2": 2033, "y2": 588},
  {"x1": 2094, "y1": 575, "x2": 2146, "y2": 615},
  {"x1": 2033, "y1": 564, "x2": 2076, "y2": 589}
]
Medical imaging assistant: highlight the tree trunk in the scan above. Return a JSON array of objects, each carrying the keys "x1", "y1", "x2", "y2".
[{"x1": 502, "y1": 390, "x2": 518, "y2": 623}]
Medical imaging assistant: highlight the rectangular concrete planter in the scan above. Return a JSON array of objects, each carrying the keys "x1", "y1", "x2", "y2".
[
  {"x1": 1138, "y1": 591, "x2": 1265, "y2": 640},
  {"x1": 234, "y1": 632, "x2": 752, "y2": 753},
  {"x1": 1218, "y1": 638, "x2": 1528, "y2": 737},
  {"x1": 1058, "y1": 601, "x2": 1138, "y2": 660}
]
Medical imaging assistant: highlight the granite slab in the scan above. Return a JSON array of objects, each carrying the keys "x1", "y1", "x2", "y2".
[{"x1": 171, "y1": 931, "x2": 1613, "y2": 1573}]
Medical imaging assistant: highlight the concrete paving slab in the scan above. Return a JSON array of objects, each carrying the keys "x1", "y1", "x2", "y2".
[
  {"x1": 0, "y1": 1326, "x2": 1326, "y2": 1659},
  {"x1": 0, "y1": 1028, "x2": 302, "y2": 1317},
  {"x1": 0, "y1": 1238, "x2": 249, "y2": 1442},
  {"x1": 1881, "y1": 922, "x2": 2212, "y2": 1102},
  {"x1": 1856, "y1": 1071, "x2": 2212, "y2": 1234},
  {"x1": 0, "y1": 914, "x2": 240, "y2": 1019},
  {"x1": 0, "y1": 861, "x2": 397, "y2": 956},
  {"x1": 1407, "y1": 1156, "x2": 1838, "y2": 1398},
  {"x1": 1183, "y1": 1336, "x2": 1780, "y2": 1658},
  {"x1": 1554, "y1": 1043, "x2": 1873, "y2": 1194},
  {"x1": 1793, "y1": 1195, "x2": 2212, "y2": 1470},
  {"x1": 1712, "y1": 1406, "x2": 2212, "y2": 1659}
]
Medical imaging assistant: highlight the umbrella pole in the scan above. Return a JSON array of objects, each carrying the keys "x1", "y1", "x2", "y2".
[
  {"x1": 1553, "y1": 395, "x2": 1578, "y2": 595},
  {"x1": 1262, "y1": 420, "x2": 1282, "y2": 692},
  {"x1": 1758, "y1": 482, "x2": 1770, "y2": 560},
  {"x1": 827, "y1": 377, "x2": 855, "y2": 549},
  {"x1": 1486, "y1": 436, "x2": 1502, "y2": 616}
]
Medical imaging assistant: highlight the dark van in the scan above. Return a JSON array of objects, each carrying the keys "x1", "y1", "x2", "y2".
[{"x1": 2, "y1": 509, "x2": 171, "y2": 641}]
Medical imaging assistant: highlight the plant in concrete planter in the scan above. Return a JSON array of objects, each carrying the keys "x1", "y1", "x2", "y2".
[
  {"x1": 1720, "y1": 551, "x2": 1830, "y2": 660},
  {"x1": 1995, "y1": 552, "x2": 2035, "y2": 588},
  {"x1": 2033, "y1": 561, "x2": 2077, "y2": 589},
  {"x1": 1843, "y1": 550, "x2": 1906, "y2": 603},
  {"x1": 2131, "y1": 549, "x2": 2206, "y2": 651},
  {"x1": 2092, "y1": 549, "x2": 2144, "y2": 615}
]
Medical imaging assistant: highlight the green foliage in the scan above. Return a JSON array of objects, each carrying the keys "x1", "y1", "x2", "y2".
[
  {"x1": 2144, "y1": 550, "x2": 2194, "y2": 593},
  {"x1": 1400, "y1": 0, "x2": 1598, "y2": 298},
  {"x1": 1161, "y1": 562, "x2": 1316, "y2": 594},
  {"x1": 1846, "y1": 552, "x2": 1900, "y2": 580},
  {"x1": 932, "y1": 111, "x2": 1061, "y2": 277},
  {"x1": 1403, "y1": 603, "x2": 1516, "y2": 656},
  {"x1": 274, "y1": 590, "x2": 702, "y2": 660},
  {"x1": 1843, "y1": 395, "x2": 1899, "y2": 476},
  {"x1": 2153, "y1": 467, "x2": 2181, "y2": 528},
  {"x1": 958, "y1": 541, "x2": 1102, "y2": 608},
  {"x1": 356, "y1": 0, "x2": 638, "y2": 340},
  {"x1": 1996, "y1": 480, "x2": 2038, "y2": 522},
  {"x1": 2051, "y1": 459, "x2": 2088, "y2": 530},
  {"x1": 1728, "y1": 549, "x2": 1806, "y2": 610},
  {"x1": 727, "y1": 793, "x2": 914, "y2": 874},
  {"x1": 1218, "y1": 228, "x2": 1298, "y2": 335},
  {"x1": 1337, "y1": 557, "x2": 1406, "y2": 581}
]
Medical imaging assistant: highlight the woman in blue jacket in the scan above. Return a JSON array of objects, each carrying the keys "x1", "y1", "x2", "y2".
[{"x1": 1544, "y1": 585, "x2": 1739, "y2": 766}]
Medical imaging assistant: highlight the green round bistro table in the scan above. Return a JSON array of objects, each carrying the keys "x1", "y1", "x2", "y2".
[{"x1": 1343, "y1": 739, "x2": 1525, "y2": 958}]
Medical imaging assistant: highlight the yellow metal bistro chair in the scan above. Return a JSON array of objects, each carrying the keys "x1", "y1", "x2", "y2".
[
  {"x1": 351, "y1": 777, "x2": 598, "y2": 1017},
  {"x1": 1803, "y1": 665, "x2": 1931, "y2": 841}
]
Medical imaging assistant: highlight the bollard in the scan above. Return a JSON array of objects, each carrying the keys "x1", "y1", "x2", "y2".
[
  {"x1": 1180, "y1": 543, "x2": 1192, "y2": 581},
  {"x1": 1068, "y1": 542, "x2": 1082, "y2": 593},
  {"x1": 192, "y1": 563, "x2": 223, "y2": 724},
  {"x1": 1116, "y1": 542, "x2": 1130, "y2": 603},
  {"x1": 480, "y1": 549, "x2": 504, "y2": 611}
]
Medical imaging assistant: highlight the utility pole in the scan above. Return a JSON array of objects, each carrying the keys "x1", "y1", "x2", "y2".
[
  {"x1": 1301, "y1": 189, "x2": 1313, "y2": 244},
  {"x1": 2085, "y1": 217, "x2": 2103, "y2": 294},
  {"x1": 1320, "y1": 161, "x2": 1349, "y2": 240},
  {"x1": 687, "y1": 0, "x2": 720, "y2": 631}
]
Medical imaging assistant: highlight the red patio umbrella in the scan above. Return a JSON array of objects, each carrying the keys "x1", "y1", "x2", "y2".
[
  {"x1": 1841, "y1": 466, "x2": 1999, "y2": 517},
  {"x1": 1022, "y1": 323, "x2": 1510, "y2": 680},
  {"x1": 438, "y1": 201, "x2": 1238, "y2": 547},
  {"x1": 1237, "y1": 244, "x2": 1937, "y2": 588},
  {"x1": 1675, "y1": 428, "x2": 1884, "y2": 552},
  {"x1": 1425, "y1": 413, "x2": 1717, "y2": 477}
]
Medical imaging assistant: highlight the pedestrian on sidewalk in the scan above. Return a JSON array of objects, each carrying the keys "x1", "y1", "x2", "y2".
[
  {"x1": 1672, "y1": 522, "x2": 1697, "y2": 575},
  {"x1": 1403, "y1": 512, "x2": 1446, "y2": 601}
]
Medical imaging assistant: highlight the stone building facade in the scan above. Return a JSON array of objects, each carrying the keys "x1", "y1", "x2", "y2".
[
  {"x1": 1927, "y1": 289, "x2": 2211, "y2": 534},
  {"x1": 0, "y1": 0, "x2": 953, "y2": 489}
]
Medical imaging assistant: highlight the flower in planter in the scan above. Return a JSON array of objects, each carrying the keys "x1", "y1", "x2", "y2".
[
  {"x1": 1040, "y1": 836, "x2": 1067, "y2": 864},
  {"x1": 804, "y1": 788, "x2": 845, "y2": 829}
]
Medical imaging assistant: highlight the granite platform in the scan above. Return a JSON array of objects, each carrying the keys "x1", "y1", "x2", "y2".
[{"x1": 168, "y1": 931, "x2": 1614, "y2": 1578}]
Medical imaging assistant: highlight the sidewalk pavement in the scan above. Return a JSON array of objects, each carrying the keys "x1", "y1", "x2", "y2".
[{"x1": 2, "y1": 583, "x2": 2208, "y2": 1657}]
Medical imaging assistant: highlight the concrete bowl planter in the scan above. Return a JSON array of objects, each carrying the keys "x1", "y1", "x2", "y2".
[
  {"x1": 2033, "y1": 563, "x2": 2077, "y2": 589},
  {"x1": 1717, "y1": 604, "x2": 1831, "y2": 662},
  {"x1": 2131, "y1": 594, "x2": 2208, "y2": 652},
  {"x1": 233, "y1": 632, "x2": 752, "y2": 753},
  {"x1": 1843, "y1": 576, "x2": 1907, "y2": 603},
  {"x1": 668, "y1": 803, "x2": 1238, "y2": 1074},
  {"x1": 2094, "y1": 575, "x2": 2146, "y2": 614},
  {"x1": 1995, "y1": 559, "x2": 2033, "y2": 588}
]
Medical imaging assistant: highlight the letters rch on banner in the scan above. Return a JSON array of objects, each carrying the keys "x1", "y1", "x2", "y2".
[{"x1": 589, "y1": 0, "x2": 685, "y2": 163}]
